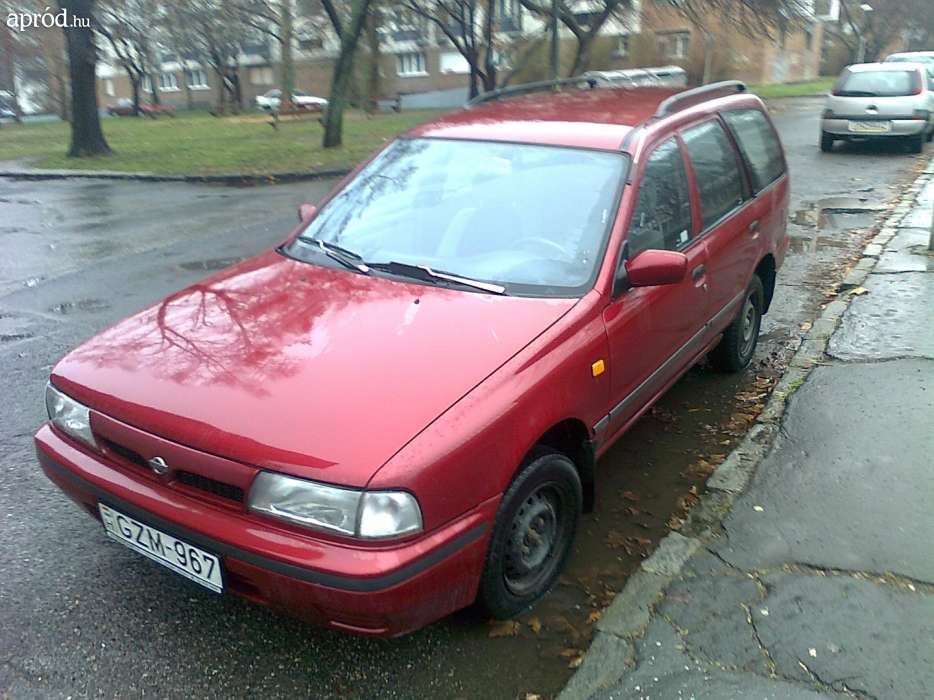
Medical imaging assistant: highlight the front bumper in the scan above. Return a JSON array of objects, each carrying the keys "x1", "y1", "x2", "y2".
[
  {"x1": 821, "y1": 117, "x2": 928, "y2": 138},
  {"x1": 35, "y1": 424, "x2": 495, "y2": 637}
]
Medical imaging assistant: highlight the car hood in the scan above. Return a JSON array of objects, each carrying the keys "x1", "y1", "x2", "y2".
[{"x1": 52, "y1": 252, "x2": 577, "y2": 487}]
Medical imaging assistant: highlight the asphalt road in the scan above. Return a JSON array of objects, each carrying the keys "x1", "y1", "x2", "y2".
[{"x1": 0, "y1": 98, "x2": 927, "y2": 700}]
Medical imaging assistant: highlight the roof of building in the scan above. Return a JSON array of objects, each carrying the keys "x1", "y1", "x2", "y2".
[{"x1": 407, "y1": 86, "x2": 684, "y2": 151}]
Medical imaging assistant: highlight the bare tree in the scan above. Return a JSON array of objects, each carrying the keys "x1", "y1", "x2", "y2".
[
  {"x1": 96, "y1": 0, "x2": 162, "y2": 116},
  {"x1": 825, "y1": 0, "x2": 912, "y2": 64},
  {"x1": 59, "y1": 0, "x2": 111, "y2": 156},
  {"x1": 518, "y1": 0, "x2": 632, "y2": 77},
  {"x1": 322, "y1": 0, "x2": 372, "y2": 147}
]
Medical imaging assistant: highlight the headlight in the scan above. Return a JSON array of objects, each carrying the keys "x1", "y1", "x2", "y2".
[
  {"x1": 249, "y1": 471, "x2": 422, "y2": 539},
  {"x1": 45, "y1": 383, "x2": 97, "y2": 449}
]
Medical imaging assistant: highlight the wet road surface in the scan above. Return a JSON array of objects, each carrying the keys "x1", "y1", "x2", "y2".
[{"x1": 0, "y1": 98, "x2": 927, "y2": 699}]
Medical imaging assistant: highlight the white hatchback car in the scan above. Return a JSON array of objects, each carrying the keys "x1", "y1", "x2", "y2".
[
  {"x1": 820, "y1": 63, "x2": 934, "y2": 153},
  {"x1": 255, "y1": 89, "x2": 328, "y2": 112}
]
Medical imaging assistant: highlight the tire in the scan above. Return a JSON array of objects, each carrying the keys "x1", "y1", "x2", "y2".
[
  {"x1": 908, "y1": 133, "x2": 925, "y2": 154},
  {"x1": 926, "y1": 128, "x2": 934, "y2": 143},
  {"x1": 709, "y1": 276, "x2": 764, "y2": 373},
  {"x1": 477, "y1": 449, "x2": 582, "y2": 619},
  {"x1": 820, "y1": 132, "x2": 834, "y2": 153}
]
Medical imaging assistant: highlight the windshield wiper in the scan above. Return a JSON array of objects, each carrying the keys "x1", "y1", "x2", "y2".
[
  {"x1": 298, "y1": 237, "x2": 370, "y2": 274},
  {"x1": 368, "y1": 261, "x2": 506, "y2": 294}
]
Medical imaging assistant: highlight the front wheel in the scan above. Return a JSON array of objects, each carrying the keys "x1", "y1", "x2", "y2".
[
  {"x1": 709, "y1": 276, "x2": 764, "y2": 373},
  {"x1": 820, "y1": 132, "x2": 835, "y2": 152},
  {"x1": 477, "y1": 449, "x2": 582, "y2": 619}
]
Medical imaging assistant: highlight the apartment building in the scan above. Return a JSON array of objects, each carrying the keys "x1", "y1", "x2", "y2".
[{"x1": 95, "y1": 0, "x2": 829, "y2": 111}]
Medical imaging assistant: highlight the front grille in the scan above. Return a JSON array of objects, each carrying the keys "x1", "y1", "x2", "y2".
[
  {"x1": 100, "y1": 437, "x2": 244, "y2": 504},
  {"x1": 101, "y1": 437, "x2": 149, "y2": 470},
  {"x1": 175, "y1": 470, "x2": 244, "y2": 503}
]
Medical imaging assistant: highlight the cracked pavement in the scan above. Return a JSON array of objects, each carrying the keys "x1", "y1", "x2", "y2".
[{"x1": 579, "y1": 173, "x2": 934, "y2": 699}]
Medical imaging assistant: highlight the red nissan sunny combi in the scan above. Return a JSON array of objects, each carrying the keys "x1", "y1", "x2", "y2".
[{"x1": 35, "y1": 80, "x2": 789, "y2": 637}]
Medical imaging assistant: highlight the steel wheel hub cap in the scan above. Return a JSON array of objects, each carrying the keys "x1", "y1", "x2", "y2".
[{"x1": 504, "y1": 490, "x2": 558, "y2": 591}]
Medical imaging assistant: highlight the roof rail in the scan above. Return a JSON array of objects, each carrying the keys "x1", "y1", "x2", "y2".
[
  {"x1": 466, "y1": 76, "x2": 598, "y2": 107},
  {"x1": 653, "y1": 80, "x2": 747, "y2": 118}
]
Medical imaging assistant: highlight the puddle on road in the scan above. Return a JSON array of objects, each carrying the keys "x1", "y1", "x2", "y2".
[
  {"x1": 179, "y1": 256, "x2": 245, "y2": 271},
  {"x1": 48, "y1": 298, "x2": 110, "y2": 315}
]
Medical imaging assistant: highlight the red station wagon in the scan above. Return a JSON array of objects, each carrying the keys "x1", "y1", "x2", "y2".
[{"x1": 35, "y1": 79, "x2": 789, "y2": 637}]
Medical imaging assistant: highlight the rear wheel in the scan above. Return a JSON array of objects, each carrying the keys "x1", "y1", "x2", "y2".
[
  {"x1": 927, "y1": 127, "x2": 934, "y2": 143},
  {"x1": 477, "y1": 449, "x2": 582, "y2": 619},
  {"x1": 820, "y1": 132, "x2": 835, "y2": 152},
  {"x1": 908, "y1": 133, "x2": 925, "y2": 154},
  {"x1": 709, "y1": 276, "x2": 764, "y2": 373}
]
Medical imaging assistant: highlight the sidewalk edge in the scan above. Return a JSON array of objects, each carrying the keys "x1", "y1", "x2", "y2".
[
  {"x1": 559, "y1": 155, "x2": 934, "y2": 700},
  {"x1": 0, "y1": 167, "x2": 351, "y2": 186}
]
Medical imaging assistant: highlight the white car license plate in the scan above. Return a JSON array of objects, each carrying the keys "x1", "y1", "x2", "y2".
[
  {"x1": 849, "y1": 120, "x2": 891, "y2": 133},
  {"x1": 99, "y1": 504, "x2": 223, "y2": 593}
]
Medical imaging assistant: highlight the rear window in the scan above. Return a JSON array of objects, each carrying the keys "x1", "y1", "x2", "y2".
[
  {"x1": 834, "y1": 69, "x2": 921, "y2": 97},
  {"x1": 722, "y1": 109, "x2": 785, "y2": 192}
]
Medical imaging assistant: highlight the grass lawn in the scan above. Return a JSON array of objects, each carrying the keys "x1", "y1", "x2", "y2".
[
  {"x1": 0, "y1": 109, "x2": 446, "y2": 176},
  {"x1": 748, "y1": 77, "x2": 836, "y2": 99}
]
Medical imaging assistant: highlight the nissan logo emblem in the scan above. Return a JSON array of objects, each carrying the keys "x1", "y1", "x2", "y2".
[{"x1": 148, "y1": 456, "x2": 169, "y2": 475}]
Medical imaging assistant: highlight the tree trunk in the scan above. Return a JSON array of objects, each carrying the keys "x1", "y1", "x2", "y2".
[
  {"x1": 323, "y1": 0, "x2": 373, "y2": 149},
  {"x1": 130, "y1": 76, "x2": 141, "y2": 116},
  {"x1": 280, "y1": 0, "x2": 295, "y2": 110},
  {"x1": 1, "y1": 21, "x2": 22, "y2": 122},
  {"x1": 482, "y1": 0, "x2": 496, "y2": 92},
  {"x1": 364, "y1": 3, "x2": 381, "y2": 114},
  {"x1": 60, "y1": 0, "x2": 111, "y2": 157}
]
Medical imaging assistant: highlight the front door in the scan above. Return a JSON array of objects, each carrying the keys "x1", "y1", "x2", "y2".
[{"x1": 601, "y1": 136, "x2": 710, "y2": 439}]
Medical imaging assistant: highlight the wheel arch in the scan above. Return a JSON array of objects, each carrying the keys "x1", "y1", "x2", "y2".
[
  {"x1": 755, "y1": 253, "x2": 776, "y2": 313},
  {"x1": 522, "y1": 418, "x2": 596, "y2": 513}
]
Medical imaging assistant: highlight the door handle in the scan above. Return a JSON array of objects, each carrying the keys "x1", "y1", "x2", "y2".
[
  {"x1": 749, "y1": 220, "x2": 760, "y2": 232},
  {"x1": 692, "y1": 264, "x2": 706, "y2": 281}
]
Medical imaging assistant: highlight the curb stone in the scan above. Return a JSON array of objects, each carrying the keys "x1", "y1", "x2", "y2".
[
  {"x1": 558, "y1": 155, "x2": 934, "y2": 700},
  {"x1": 0, "y1": 167, "x2": 351, "y2": 186}
]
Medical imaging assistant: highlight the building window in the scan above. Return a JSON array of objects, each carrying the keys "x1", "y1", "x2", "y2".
[
  {"x1": 141, "y1": 75, "x2": 152, "y2": 93},
  {"x1": 249, "y1": 67, "x2": 275, "y2": 86},
  {"x1": 104, "y1": 78, "x2": 115, "y2": 97},
  {"x1": 298, "y1": 36, "x2": 324, "y2": 51},
  {"x1": 804, "y1": 26, "x2": 814, "y2": 50},
  {"x1": 660, "y1": 31, "x2": 690, "y2": 59},
  {"x1": 617, "y1": 34, "x2": 630, "y2": 58},
  {"x1": 396, "y1": 52, "x2": 427, "y2": 77},
  {"x1": 440, "y1": 51, "x2": 470, "y2": 74},
  {"x1": 185, "y1": 68, "x2": 209, "y2": 89},
  {"x1": 497, "y1": 0, "x2": 521, "y2": 32},
  {"x1": 159, "y1": 72, "x2": 178, "y2": 91}
]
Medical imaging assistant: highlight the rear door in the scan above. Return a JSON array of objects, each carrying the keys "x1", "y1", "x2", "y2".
[
  {"x1": 601, "y1": 137, "x2": 710, "y2": 436},
  {"x1": 681, "y1": 118, "x2": 758, "y2": 330}
]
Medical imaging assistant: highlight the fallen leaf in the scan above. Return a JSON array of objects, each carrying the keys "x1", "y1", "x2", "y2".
[
  {"x1": 559, "y1": 648, "x2": 581, "y2": 658},
  {"x1": 568, "y1": 656, "x2": 584, "y2": 669},
  {"x1": 488, "y1": 620, "x2": 520, "y2": 638},
  {"x1": 528, "y1": 617, "x2": 542, "y2": 634},
  {"x1": 524, "y1": 694, "x2": 542, "y2": 700},
  {"x1": 849, "y1": 286, "x2": 869, "y2": 296},
  {"x1": 753, "y1": 505, "x2": 765, "y2": 512},
  {"x1": 586, "y1": 610, "x2": 603, "y2": 625},
  {"x1": 622, "y1": 490, "x2": 640, "y2": 502},
  {"x1": 799, "y1": 321, "x2": 813, "y2": 332},
  {"x1": 809, "y1": 647, "x2": 818, "y2": 657}
]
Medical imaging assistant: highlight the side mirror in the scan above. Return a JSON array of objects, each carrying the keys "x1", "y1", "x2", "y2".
[
  {"x1": 626, "y1": 249, "x2": 688, "y2": 287},
  {"x1": 298, "y1": 203, "x2": 317, "y2": 223}
]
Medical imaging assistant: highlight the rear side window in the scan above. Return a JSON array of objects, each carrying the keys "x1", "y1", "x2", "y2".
[
  {"x1": 627, "y1": 138, "x2": 693, "y2": 257},
  {"x1": 682, "y1": 121, "x2": 745, "y2": 229},
  {"x1": 722, "y1": 109, "x2": 785, "y2": 192},
  {"x1": 834, "y1": 69, "x2": 921, "y2": 97}
]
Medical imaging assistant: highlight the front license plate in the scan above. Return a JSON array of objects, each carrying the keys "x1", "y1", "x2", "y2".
[
  {"x1": 99, "y1": 504, "x2": 223, "y2": 593},
  {"x1": 849, "y1": 120, "x2": 891, "y2": 133}
]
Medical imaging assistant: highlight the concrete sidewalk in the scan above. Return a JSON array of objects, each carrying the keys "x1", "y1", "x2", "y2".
[{"x1": 563, "y1": 162, "x2": 934, "y2": 700}]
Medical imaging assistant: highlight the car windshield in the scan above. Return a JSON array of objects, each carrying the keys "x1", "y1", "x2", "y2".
[
  {"x1": 290, "y1": 138, "x2": 627, "y2": 296},
  {"x1": 835, "y1": 69, "x2": 920, "y2": 96}
]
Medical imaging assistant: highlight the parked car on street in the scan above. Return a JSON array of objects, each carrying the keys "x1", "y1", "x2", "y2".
[
  {"x1": 883, "y1": 50, "x2": 934, "y2": 68},
  {"x1": 106, "y1": 98, "x2": 176, "y2": 117},
  {"x1": 820, "y1": 62, "x2": 934, "y2": 153},
  {"x1": 255, "y1": 89, "x2": 328, "y2": 112},
  {"x1": 36, "y1": 79, "x2": 789, "y2": 637}
]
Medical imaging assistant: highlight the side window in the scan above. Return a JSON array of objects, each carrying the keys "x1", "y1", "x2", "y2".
[
  {"x1": 627, "y1": 138, "x2": 693, "y2": 258},
  {"x1": 722, "y1": 109, "x2": 786, "y2": 192},
  {"x1": 683, "y1": 120, "x2": 745, "y2": 229}
]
